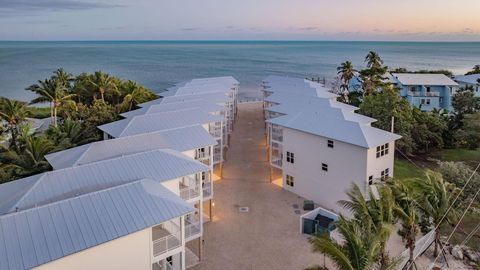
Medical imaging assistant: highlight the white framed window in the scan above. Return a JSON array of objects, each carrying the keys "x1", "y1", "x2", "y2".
[
  {"x1": 380, "y1": 168, "x2": 390, "y2": 180},
  {"x1": 421, "y1": 99, "x2": 425, "y2": 104},
  {"x1": 426, "y1": 86, "x2": 431, "y2": 92},
  {"x1": 376, "y1": 143, "x2": 389, "y2": 158},
  {"x1": 426, "y1": 99, "x2": 431, "y2": 105},
  {"x1": 327, "y1": 140, "x2": 334, "y2": 148},
  {"x1": 286, "y1": 151, "x2": 294, "y2": 164},
  {"x1": 286, "y1": 175, "x2": 294, "y2": 187},
  {"x1": 322, "y1": 163, "x2": 328, "y2": 172}
]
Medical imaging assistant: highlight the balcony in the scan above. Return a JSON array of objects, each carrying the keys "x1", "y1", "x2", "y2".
[
  {"x1": 185, "y1": 215, "x2": 201, "y2": 240},
  {"x1": 152, "y1": 221, "x2": 181, "y2": 258},
  {"x1": 152, "y1": 260, "x2": 173, "y2": 270},
  {"x1": 179, "y1": 176, "x2": 201, "y2": 201},
  {"x1": 195, "y1": 149, "x2": 210, "y2": 161},
  {"x1": 202, "y1": 181, "x2": 213, "y2": 198},
  {"x1": 407, "y1": 91, "x2": 440, "y2": 97}
]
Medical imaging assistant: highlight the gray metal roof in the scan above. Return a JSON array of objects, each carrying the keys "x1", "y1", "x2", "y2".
[
  {"x1": 138, "y1": 92, "x2": 230, "y2": 108},
  {"x1": 45, "y1": 125, "x2": 217, "y2": 170},
  {"x1": 98, "y1": 108, "x2": 223, "y2": 138},
  {"x1": 454, "y1": 74, "x2": 480, "y2": 85},
  {"x1": 265, "y1": 93, "x2": 359, "y2": 112},
  {"x1": 0, "y1": 149, "x2": 208, "y2": 215},
  {"x1": 266, "y1": 109, "x2": 401, "y2": 148},
  {"x1": 391, "y1": 73, "x2": 458, "y2": 86},
  {"x1": 0, "y1": 179, "x2": 194, "y2": 270},
  {"x1": 120, "y1": 99, "x2": 224, "y2": 118}
]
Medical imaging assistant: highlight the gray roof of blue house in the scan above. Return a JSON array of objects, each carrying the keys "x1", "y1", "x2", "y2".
[
  {"x1": 391, "y1": 73, "x2": 458, "y2": 86},
  {"x1": 454, "y1": 74, "x2": 480, "y2": 85},
  {"x1": 0, "y1": 179, "x2": 194, "y2": 270},
  {"x1": 97, "y1": 108, "x2": 224, "y2": 138},
  {"x1": 120, "y1": 99, "x2": 224, "y2": 118},
  {"x1": 45, "y1": 125, "x2": 216, "y2": 170},
  {"x1": 0, "y1": 149, "x2": 208, "y2": 215}
]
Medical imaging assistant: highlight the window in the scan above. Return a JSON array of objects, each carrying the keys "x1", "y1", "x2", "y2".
[
  {"x1": 426, "y1": 99, "x2": 431, "y2": 105},
  {"x1": 327, "y1": 140, "x2": 334, "y2": 148},
  {"x1": 421, "y1": 99, "x2": 425, "y2": 105},
  {"x1": 286, "y1": 151, "x2": 295, "y2": 164},
  {"x1": 322, "y1": 163, "x2": 328, "y2": 172},
  {"x1": 368, "y1": 175, "x2": 373, "y2": 185},
  {"x1": 439, "y1": 97, "x2": 443, "y2": 103},
  {"x1": 376, "y1": 143, "x2": 389, "y2": 158},
  {"x1": 381, "y1": 168, "x2": 390, "y2": 181},
  {"x1": 410, "y1": 86, "x2": 416, "y2": 92},
  {"x1": 286, "y1": 175, "x2": 294, "y2": 187},
  {"x1": 426, "y1": 86, "x2": 431, "y2": 92}
]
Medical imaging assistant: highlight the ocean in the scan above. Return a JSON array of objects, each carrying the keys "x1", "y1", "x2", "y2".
[{"x1": 0, "y1": 41, "x2": 479, "y2": 102}]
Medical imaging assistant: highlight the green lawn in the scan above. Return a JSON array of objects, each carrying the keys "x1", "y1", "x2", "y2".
[
  {"x1": 394, "y1": 158, "x2": 425, "y2": 180},
  {"x1": 432, "y1": 148, "x2": 480, "y2": 163},
  {"x1": 27, "y1": 107, "x2": 51, "y2": 119}
]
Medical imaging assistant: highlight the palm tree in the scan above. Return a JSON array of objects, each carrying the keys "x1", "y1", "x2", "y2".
[
  {"x1": 120, "y1": 80, "x2": 156, "y2": 111},
  {"x1": 365, "y1": 51, "x2": 384, "y2": 69},
  {"x1": 408, "y1": 171, "x2": 459, "y2": 258},
  {"x1": 388, "y1": 180, "x2": 419, "y2": 270},
  {"x1": 308, "y1": 216, "x2": 399, "y2": 270},
  {"x1": 26, "y1": 79, "x2": 75, "y2": 126},
  {"x1": 465, "y1": 64, "x2": 480, "y2": 75},
  {"x1": 0, "y1": 98, "x2": 28, "y2": 151},
  {"x1": 26, "y1": 79, "x2": 55, "y2": 122},
  {"x1": 52, "y1": 68, "x2": 74, "y2": 88},
  {"x1": 338, "y1": 184, "x2": 395, "y2": 269},
  {"x1": 88, "y1": 71, "x2": 119, "y2": 102},
  {"x1": 1, "y1": 135, "x2": 53, "y2": 176},
  {"x1": 337, "y1": 61, "x2": 357, "y2": 91}
]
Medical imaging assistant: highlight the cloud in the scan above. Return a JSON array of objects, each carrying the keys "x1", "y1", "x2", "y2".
[
  {"x1": 180, "y1": 27, "x2": 201, "y2": 31},
  {"x1": 0, "y1": 0, "x2": 123, "y2": 11}
]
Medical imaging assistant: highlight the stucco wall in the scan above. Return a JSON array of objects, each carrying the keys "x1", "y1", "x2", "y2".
[
  {"x1": 281, "y1": 128, "x2": 368, "y2": 214},
  {"x1": 34, "y1": 228, "x2": 152, "y2": 270}
]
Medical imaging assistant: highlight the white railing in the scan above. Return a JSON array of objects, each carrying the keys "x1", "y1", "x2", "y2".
[
  {"x1": 185, "y1": 220, "x2": 201, "y2": 239},
  {"x1": 203, "y1": 183, "x2": 212, "y2": 198},
  {"x1": 272, "y1": 134, "x2": 283, "y2": 142},
  {"x1": 180, "y1": 186, "x2": 200, "y2": 201},
  {"x1": 271, "y1": 159, "x2": 282, "y2": 167},
  {"x1": 152, "y1": 232, "x2": 181, "y2": 257},
  {"x1": 195, "y1": 150, "x2": 210, "y2": 160},
  {"x1": 408, "y1": 91, "x2": 440, "y2": 97}
]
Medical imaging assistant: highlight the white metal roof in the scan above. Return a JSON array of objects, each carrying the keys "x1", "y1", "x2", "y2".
[
  {"x1": 0, "y1": 149, "x2": 208, "y2": 215},
  {"x1": 45, "y1": 125, "x2": 216, "y2": 170},
  {"x1": 138, "y1": 92, "x2": 230, "y2": 108},
  {"x1": 189, "y1": 76, "x2": 239, "y2": 85},
  {"x1": 391, "y1": 73, "x2": 458, "y2": 86},
  {"x1": 454, "y1": 74, "x2": 480, "y2": 85},
  {"x1": 264, "y1": 92, "x2": 346, "y2": 107},
  {"x1": 120, "y1": 99, "x2": 225, "y2": 118},
  {"x1": 266, "y1": 109, "x2": 400, "y2": 148},
  {"x1": 98, "y1": 108, "x2": 223, "y2": 138},
  {"x1": 0, "y1": 179, "x2": 193, "y2": 270}
]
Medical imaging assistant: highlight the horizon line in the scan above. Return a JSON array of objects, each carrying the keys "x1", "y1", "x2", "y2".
[{"x1": 1, "y1": 39, "x2": 480, "y2": 43}]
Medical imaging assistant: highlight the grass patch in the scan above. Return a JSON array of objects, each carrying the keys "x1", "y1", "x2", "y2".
[
  {"x1": 440, "y1": 212, "x2": 480, "y2": 250},
  {"x1": 27, "y1": 107, "x2": 50, "y2": 119},
  {"x1": 394, "y1": 158, "x2": 425, "y2": 180},
  {"x1": 432, "y1": 148, "x2": 480, "y2": 162}
]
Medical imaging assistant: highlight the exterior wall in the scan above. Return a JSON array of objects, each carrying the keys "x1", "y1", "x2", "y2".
[
  {"x1": 366, "y1": 142, "x2": 395, "y2": 183},
  {"x1": 398, "y1": 84, "x2": 455, "y2": 111},
  {"x1": 34, "y1": 229, "x2": 152, "y2": 270},
  {"x1": 182, "y1": 149, "x2": 195, "y2": 159},
  {"x1": 281, "y1": 128, "x2": 368, "y2": 214},
  {"x1": 457, "y1": 82, "x2": 480, "y2": 97},
  {"x1": 162, "y1": 177, "x2": 182, "y2": 196}
]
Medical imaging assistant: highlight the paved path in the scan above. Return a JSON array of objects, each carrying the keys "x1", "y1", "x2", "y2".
[{"x1": 192, "y1": 102, "x2": 330, "y2": 270}]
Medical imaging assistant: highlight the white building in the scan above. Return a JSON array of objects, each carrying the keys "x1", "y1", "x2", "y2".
[
  {"x1": 454, "y1": 74, "x2": 480, "y2": 97},
  {"x1": 97, "y1": 108, "x2": 225, "y2": 166},
  {"x1": 0, "y1": 150, "x2": 209, "y2": 270},
  {"x1": 45, "y1": 125, "x2": 217, "y2": 212},
  {"x1": 262, "y1": 76, "x2": 401, "y2": 214}
]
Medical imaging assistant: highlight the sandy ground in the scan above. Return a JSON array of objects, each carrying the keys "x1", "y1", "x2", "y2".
[{"x1": 191, "y1": 102, "x2": 331, "y2": 270}]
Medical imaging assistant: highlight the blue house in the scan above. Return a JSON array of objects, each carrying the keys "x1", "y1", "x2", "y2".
[
  {"x1": 454, "y1": 74, "x2": 480, "y2": 97},
  {"x1": 391, "y1": 73, "x2": 458, "y2": 111}
]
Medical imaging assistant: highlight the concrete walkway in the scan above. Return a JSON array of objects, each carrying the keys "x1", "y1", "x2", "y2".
[{"x1": 192, "y1": 102, "x2": 330, "y2": 270}]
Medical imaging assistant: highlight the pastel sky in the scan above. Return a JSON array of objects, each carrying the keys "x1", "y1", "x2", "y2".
[{"x1": 1, "y1": 0, "x2": 479, "y2": 41}]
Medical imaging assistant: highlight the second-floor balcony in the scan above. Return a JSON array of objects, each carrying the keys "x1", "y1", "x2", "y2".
[
  {"x1": 185, "y1": 214, "x2": 201, "y2": 240},
  {"x1": 179, "y1": 176, "x2": 201, "y2": 201},
  {"x1": 407, "y1": 91, "x2": 440, "y2": 97},
  {"x1": 152, "y1": 221, "x2": 182, "y2": 258}
]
